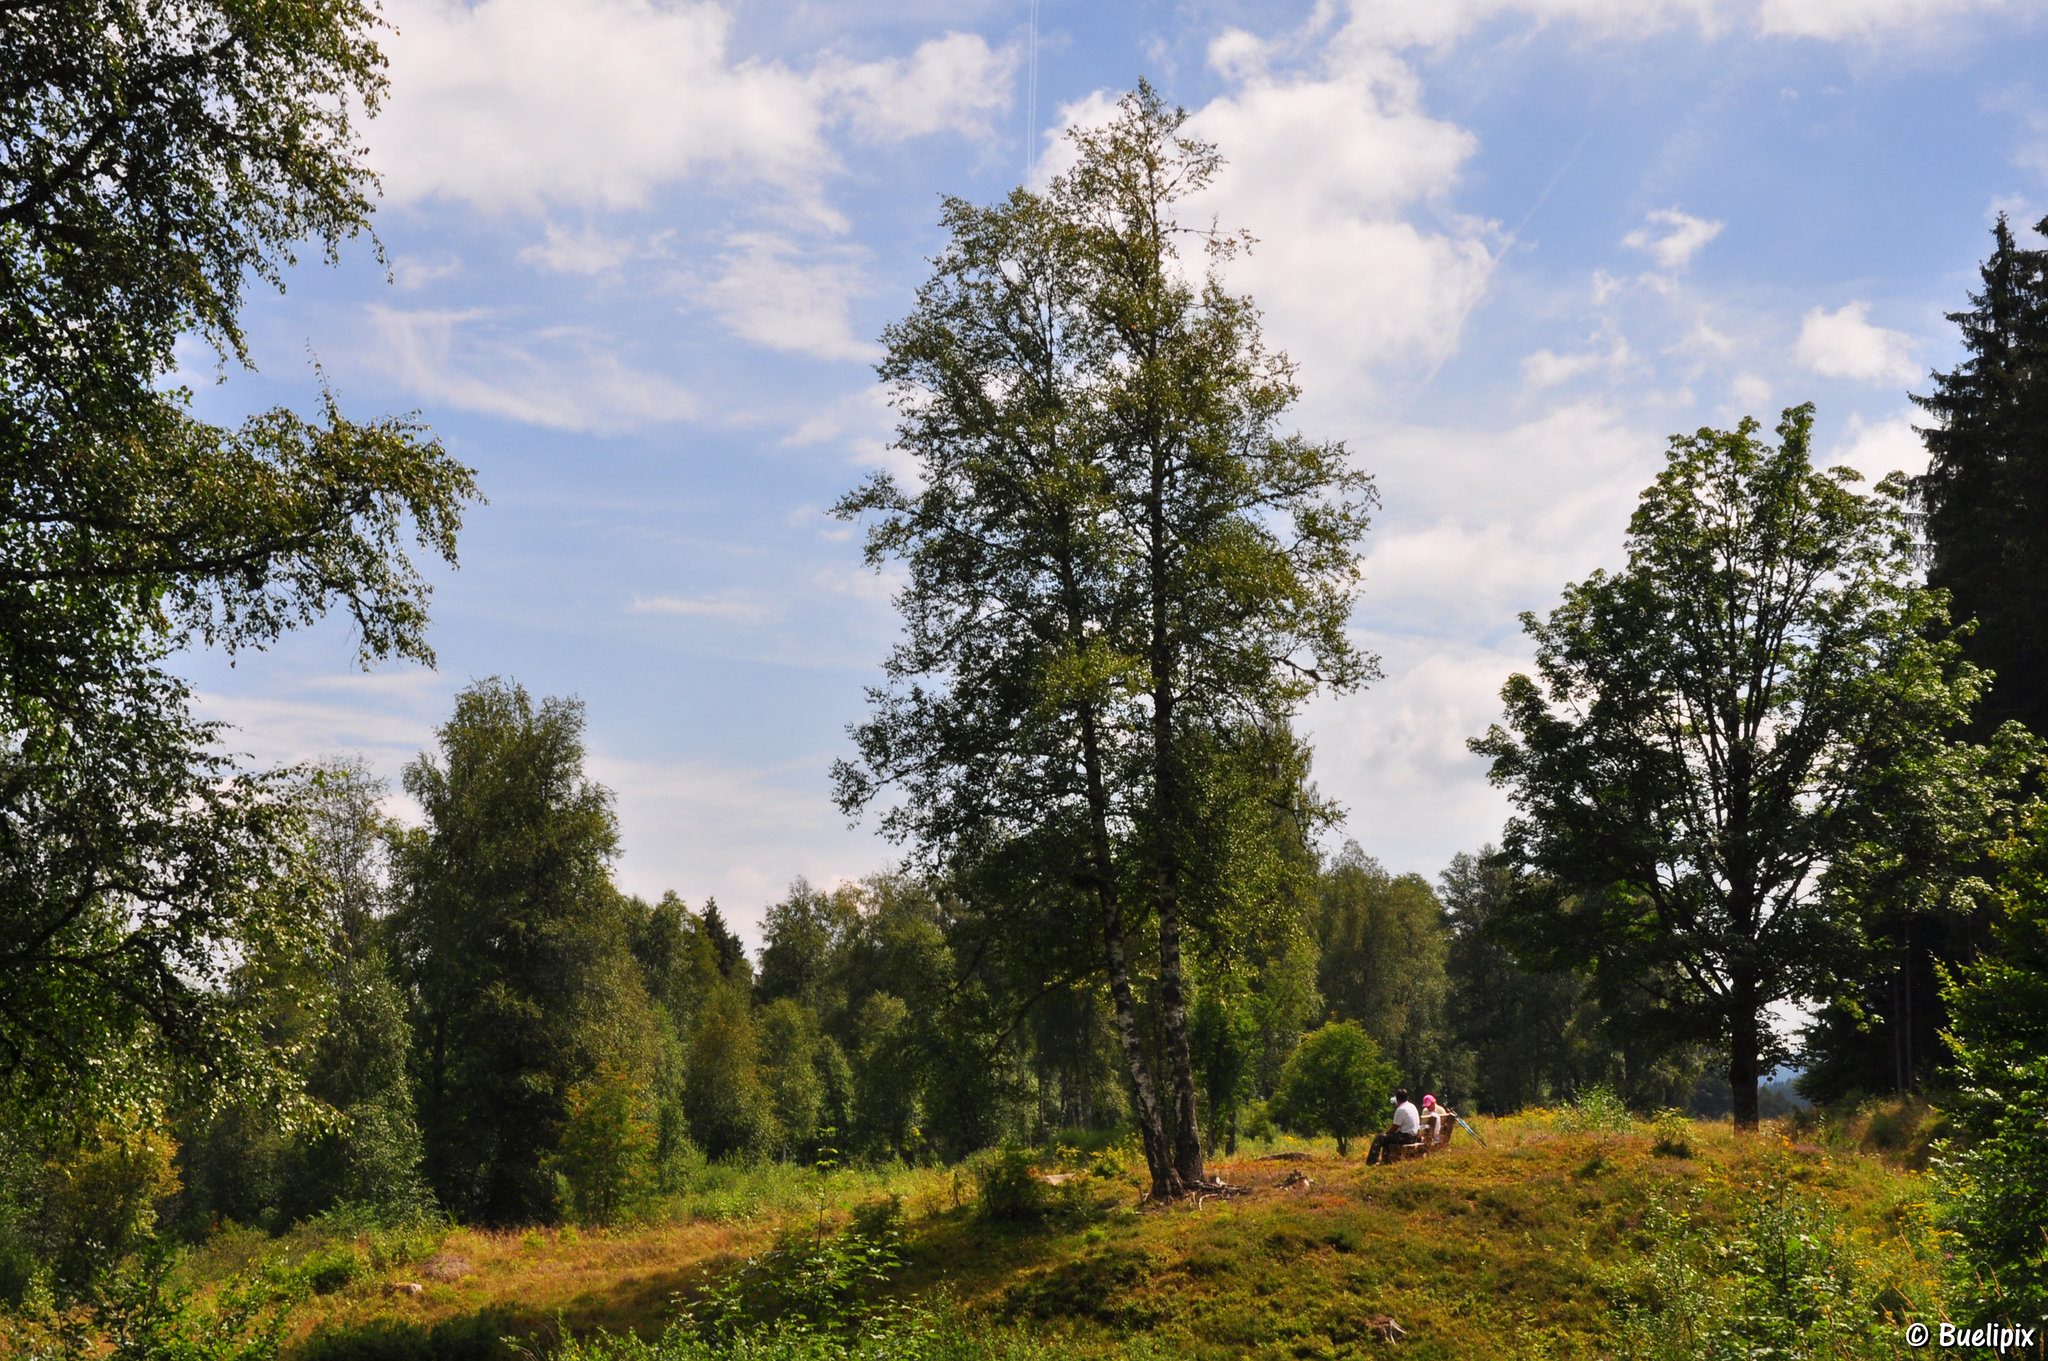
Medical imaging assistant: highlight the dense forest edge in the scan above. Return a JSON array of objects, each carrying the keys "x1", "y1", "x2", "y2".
[{"x1": 4, "y1": 5, "x2": 2047, "y2": 1361}]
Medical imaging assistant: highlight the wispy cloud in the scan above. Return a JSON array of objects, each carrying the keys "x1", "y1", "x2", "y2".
[
  {"x1": 629, "y1": 593, "x2": 773, "y2": 625},
  {"x1": 362, "y1": 305, "x2": 699, "y2": 431},
  {"x1": 1623, "y1": 209, "x2": 1724, "y2": 271}
]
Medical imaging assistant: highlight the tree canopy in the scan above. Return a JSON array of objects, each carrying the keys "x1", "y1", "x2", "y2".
[
  {"x1": 1472, "y1": 405, "x2": 2029, "y2": 1127},
  {"x1": 1913, "y1": 213, "x2": 2048, "y2": 745},
  {"x1": 0, "y1": 0, "x2": 479, "y2": 1117},
  {"x1": 835, "y1": 84, "x2": 1374, "y2": 1197}
]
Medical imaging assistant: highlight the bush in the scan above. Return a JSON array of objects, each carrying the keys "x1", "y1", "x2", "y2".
[
  {"x1": 1555, "y1": 1085, "x2": 1633, "y2": 1134},
  {"x1": 972, "y1": 1148, "x2": 1044, "y2": 1223},
  {"x1": 1603, "y1": 1170, "x2": 1929, "y2": 1360},
  {"x1": 1933, "y1": 806, "x2": 2048, "y2": 1332},
  {"x1": 556, "y1": 1063, "x2": 657, "y2": 1225},
  {"x1": 299, "y1": 1245, "x2": 365, "y2": 1295},
  {"x1": 848, "y1": 1194, "x2": 904, "y2": 1242},
  {"x1": 1649, "y1": 1110, "x2": 1693, "y2": 1159},
  {"x1": 1270, "y1": 1022, "x2": 1395, "y2": 1156},
  {"x1": 298, "y1": 1309, "x2": 523, "y2": 1361},
  {"x1": 41, "y1": 1115, "x2": 181, "y2": 1292}
]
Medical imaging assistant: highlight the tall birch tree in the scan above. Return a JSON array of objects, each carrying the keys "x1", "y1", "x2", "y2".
[{"x1": 835, "y1": 85, "x2": 1375, "y2": 1196}]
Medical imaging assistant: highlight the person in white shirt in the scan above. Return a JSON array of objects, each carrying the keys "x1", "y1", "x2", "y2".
[{"x1": 1367, "y1": 1088, "x2": 1423, "y2": 1164}]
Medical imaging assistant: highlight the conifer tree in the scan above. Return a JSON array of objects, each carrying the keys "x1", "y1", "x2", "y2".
[{"x1": 1914, "y1": 214, "x2": 2048, "y2": 744}]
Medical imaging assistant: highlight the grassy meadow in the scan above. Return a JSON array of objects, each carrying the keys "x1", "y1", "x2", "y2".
[{"x1": 135, "y1": 1104, "x2": 1951, "y2": 1361}]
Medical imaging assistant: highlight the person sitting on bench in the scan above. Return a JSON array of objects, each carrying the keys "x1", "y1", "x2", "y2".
[{"x1": 1367, "y1": 1088, "x2": 1422, "y2": 1164}]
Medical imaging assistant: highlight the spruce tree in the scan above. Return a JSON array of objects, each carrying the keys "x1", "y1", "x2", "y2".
[
  {"x1": 1913, "y1": 214, "x2": 2048, "y2": 745},
  {"x1": 1801, "y1": 217, "x2": 2048, "y2": 1101}
]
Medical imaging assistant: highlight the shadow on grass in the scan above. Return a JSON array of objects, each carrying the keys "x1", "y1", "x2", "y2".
[{"x1": 294, "y1": 1308, "x2": 540, "y2": 1361}]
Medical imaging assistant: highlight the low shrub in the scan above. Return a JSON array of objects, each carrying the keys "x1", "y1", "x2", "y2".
[
  {"x1": 1556, "y1": 1086, "x2": 1634, "y2": 1135},
  {"x1": 1650, "y1": 1110, "x2": 1694, "y2": 1159},
  {"x1": 971, "y1": 1149, "x2": 1043, "y2": 1223},
  {"x1": 848, "y1": 1194, "x2": 903, "y2": 1242},
  {"x1": 299, "y1": 1245, "x2": 365, "y2": 1295},
  {"x1": 1602, "y1": 1167, "x2": 1935, "y2": 1359}
]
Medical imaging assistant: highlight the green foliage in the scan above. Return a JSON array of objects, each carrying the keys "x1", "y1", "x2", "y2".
[
  {"x1": 1270, "y1": 1022, "x2": 1395, "y2": 1156},
  {"x1": 1913, "y1": 213, "x2": 2048, "y2": 744},
  {"x1": 693, "y1": 1221, "x2": 903, "y2": 1344},
  {"x1": 1604, "y1": 1175, "x2": 1922, "y2": 1360},
  {"x1": 850, "y1": 995, "x2": 920, "y2": 1163},
  {"x1": 1442, "y1": 848, "x2": 1606, "y2": 1114},
  {"x1": 38, "y1": 1115, "x2": 182, "y2": 1294},
  {"x1": 172, "y1": 763, "x2": 431, "y2": 1236},
  {"x1": 685, "y1": 982, "x2": 776, "y2": 1162},
  {"x1": 758, "y1": 1001, "x2": 828, "y2": 1162},
  {"x1": 1315, "y1": 846, "x2": 1462, "y2": 1100},
  {"x1": 0, "y1": 0, "x2": 479, "y2": 1123},
  {"x1": 1651, "y1": 1111, "x2": 1696, "y2": 1159},
  {"x1": 391, "y1": 679, "x2": 663, "y2": 1224},
  {"x1": 556, "y1": 1295, "x2": 1062, "y2": 1361},
  {"x1": 555, "y1": 1065, "x2": 657, "y2": 1226},
  {"x1": 1933, "y1": 804, "x2": 2048, "y2": 1331},
  {"x1": 1472, "y1": 404, "x2": 2032, "y2": 1126},
  {"x1": 1554, "y1": 1086, "x2": 1635, "y2": 1135},
  {"x1": 296, "y1": 1309, "x2": 521, "y2": 1361},
  {"x1": 298, "y1": 1246, "x2": 365, "y2": 1296},
  {"x1": 835, "y1": 82, "x2": 1372, "y2": 1199},
  {"x1": 972, "y1": 1149, "x2": 1047, "y2": 1224}
]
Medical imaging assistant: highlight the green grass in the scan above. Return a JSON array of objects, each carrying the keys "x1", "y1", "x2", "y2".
[{"x1": 164, "y1": 1115, "x2": 1947, "y2": 1361}]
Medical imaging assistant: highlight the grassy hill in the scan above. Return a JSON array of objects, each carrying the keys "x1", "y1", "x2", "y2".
[{"x1": 181, "y1": 1109, "x2": 1943, "y2": 1361}]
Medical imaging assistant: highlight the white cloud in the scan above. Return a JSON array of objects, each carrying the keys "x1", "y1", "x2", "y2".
[
  {"x1": 1624, "y1": 208, "x2": 1725, "y2": 270},
  {"x1": 629, "y1": 593, "x2": 773, "y2": 625},
  {"x1": 1731, "y1": 372, "x2": 1774, "y2": 409},
  {"x1": 701, "y1": 235, "x2": 877, "y2": 362},
  {"x1": 1302, "y1": 637, "x2": 1522, "y2": 874},
  {"x1": 373, "y1": 0, "x2": 827, "y2": 214},
  {"x1": 818, "y1": 33, "x2": 1017, "y2": 141},
  {"x1": 391, "y1": 255, "x2": 460, "y2": 289},
  {"x1": 372, "y1": 1, "x2": 1016, "y2": 216},
  {"x1": 1753, "y1": 0, "x2": 2006, "y2": 39},
  {"x1": 363, "y1": 305, "x2": 699, "y2": 431},
  {"x1": 520, "y1": 224, "x2": 669, "y2": 275},
  {"x1": 1794, "y1": 301, "x2": 1918, "y2": 385},
  {"x1": 1828, "y1": 410, "x2": 1928, "y2": 481},
  {"x1": 1522, "y1": 337, "x2": 1631, "y2": 390},
  {"x1": 1065, "y1": 23, "x2": 1496, "y2": 399},
  {"x1": 1335, "y1": 0, "x2": 2002, "y2": 48},
  {"x1": 587, "y1": 751, "x2": 894, "y2": 936}
]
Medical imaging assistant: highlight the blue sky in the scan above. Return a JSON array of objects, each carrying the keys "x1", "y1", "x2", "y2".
[{"x1": 177, "y1": 0, "x2": 2048, "y2": 939}]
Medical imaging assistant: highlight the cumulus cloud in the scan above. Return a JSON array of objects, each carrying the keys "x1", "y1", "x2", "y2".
[
  {"x1": 372, "y1": 0, "x2": 825, "y2": 213},
  {"x1": 1828, "y1": 410, "x2": 1928, "y2": 481},
  {"x1": 363, "y1": 305, "x2": 699, "y2": 431},
  {"x1": 1301, "y1": 637, "x2": 1522, "y2": 872},
  {"x1": 372, "y1": 0, "x2": 1013, "y2": 215},
  {"x1": 587, "y1": 751, "x2": 893, "y2": 933},
  {"x1": 1624, "y1": 208, "x2": 1724, "y2": 270},
  {"x1": 1029, "y1": 21, "x2": 1493, "y2": 401},
  {"x1": 818, "y1": 33, "x2": 1017, "y2": 141},
  {"x1": 1794, "y1": 301, "x2": 1918, "y2": 385},
  {"x1": 701, "y1": 235, "x2": 878, "y2": 362}
]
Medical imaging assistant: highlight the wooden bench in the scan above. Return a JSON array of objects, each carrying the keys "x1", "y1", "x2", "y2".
[{"x1": 1385, "y1": 1111, "x2": 1456, "y2": 1163}]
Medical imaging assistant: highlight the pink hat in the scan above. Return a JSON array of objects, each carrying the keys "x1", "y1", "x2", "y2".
[{"x1": 1422, "y1": 1094, "x2": 1436, "y2": 1109}]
